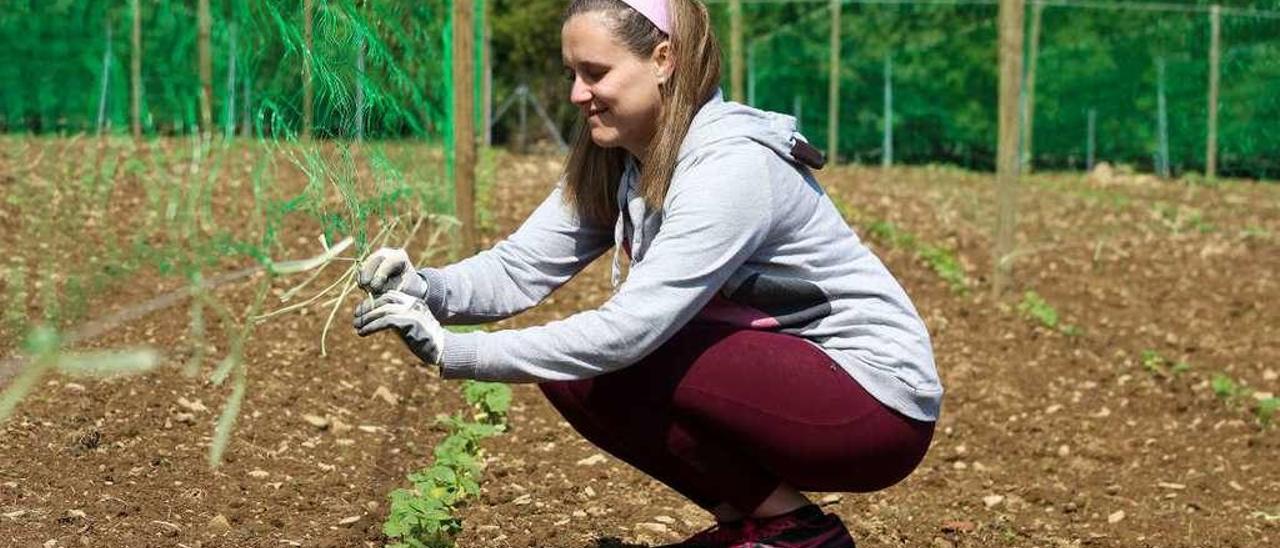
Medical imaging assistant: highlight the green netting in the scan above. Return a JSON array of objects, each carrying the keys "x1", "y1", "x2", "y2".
[
  {"x1": 708, "y1": 0, "x2": 1280, "y2": 179},
  {"x1": 1, "y1": 0, "x2": 490, "y2": 262},
  {"x1": 0, "y1": 1, "x2": 483, "y2": 139},
  {"x1": 0, "y1": 0, "x2": 486, "y2": 467}
]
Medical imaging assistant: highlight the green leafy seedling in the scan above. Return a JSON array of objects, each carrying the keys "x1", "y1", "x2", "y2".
[
  {"x1": 1256, "y1": 398, "x2": 1279, "y2": 427},
  {"x1": 384, "y1": 380, "x2": 511, "y2": 547},
  {"x1": 461, "y1": 381, "x2": 512, "y2": 425},
  {"x1": 1018, "y1": 291, "x2": 1059, "y2": 329},
  {"x1": 1211, "y1": 373, "x2": 1239, "y2": 401},
  {"x1": 1141, "y1": 350, "x2": 1167, "y2": 376},
  {"x1": 1170, "y1": 361, "x2": 1192, "y2": 376}
]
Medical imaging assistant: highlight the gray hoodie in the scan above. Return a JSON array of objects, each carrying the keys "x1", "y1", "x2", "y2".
[{"x1": 424, "y1": 92, "x2": 943, "y2": 422}]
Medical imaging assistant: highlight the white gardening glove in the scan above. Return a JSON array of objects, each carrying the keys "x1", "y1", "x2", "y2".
[
  {"x1": 356, "y1": 247, "x2": 429, "y2": 298},
  {"x1": 352, "y1": 290, "x2": 447, "y2": 365}
]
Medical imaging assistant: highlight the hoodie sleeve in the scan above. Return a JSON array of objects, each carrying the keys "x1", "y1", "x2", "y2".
[
  {"x1": 418, "y1": 184, "x2": 614, "y2": 324},
  {"x1": 437, "y1": 147, "x2": 774, "y2": 381}
]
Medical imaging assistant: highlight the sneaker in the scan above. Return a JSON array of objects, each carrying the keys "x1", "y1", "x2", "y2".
[
  {"x1": 731, "y1": 505, "x2": 855, "y2": 548},
  {"x1": 657, "y1": 519, "x2": 747, "y2": 547}
]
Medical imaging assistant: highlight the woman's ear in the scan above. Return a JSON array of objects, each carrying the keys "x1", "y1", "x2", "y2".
[{"x1": 651, "y1": 41, "x2": 674, "y2": 84}]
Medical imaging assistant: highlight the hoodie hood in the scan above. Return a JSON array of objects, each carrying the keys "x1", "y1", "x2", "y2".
[
  {"x1": 678, "y1": 90, "x2": 823, "y2": 169},
  {"x1": 609, "y1": 90, "x2": 824, "y2": 289}
]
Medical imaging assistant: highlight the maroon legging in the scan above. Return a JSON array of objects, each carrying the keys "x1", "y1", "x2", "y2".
[{"x1": 539, "y1": 322, "x2": 935, "y2": 515}]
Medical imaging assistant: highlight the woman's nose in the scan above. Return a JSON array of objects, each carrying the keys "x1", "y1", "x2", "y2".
[{"x1": 569, "y1": 76, "x2": 592, "y2": 106}]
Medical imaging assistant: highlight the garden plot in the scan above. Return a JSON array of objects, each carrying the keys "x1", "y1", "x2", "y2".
[{"x1": 2, "y1": 147, "x2": 1278, "y2": 547}]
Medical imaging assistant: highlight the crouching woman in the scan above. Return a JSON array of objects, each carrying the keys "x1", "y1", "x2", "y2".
[{"x1": 352, "y1": 1, "x2": 941, "y2": 546}]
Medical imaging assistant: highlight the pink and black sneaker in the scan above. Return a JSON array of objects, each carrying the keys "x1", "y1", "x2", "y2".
[
  {"x1": 662, "y1": 505, "x2": 855, "y2": 548},
  {"x1": 658, "y1": 519, "x2": 747, "y2": 547},
  {"x1": 730, "y1": 505, "x2": 855, "y2": 548}
]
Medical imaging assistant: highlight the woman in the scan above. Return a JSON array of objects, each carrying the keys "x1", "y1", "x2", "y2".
[{"x1": 351, "y1": 1, "x2": 941, "y2": 546}]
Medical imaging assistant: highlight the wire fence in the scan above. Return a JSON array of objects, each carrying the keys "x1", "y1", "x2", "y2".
[{"x1": 707, "y1": 0, "x2": 1280, "y2": 178}]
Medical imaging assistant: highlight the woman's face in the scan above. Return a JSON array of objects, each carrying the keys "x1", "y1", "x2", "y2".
[{"x1": 562, "y1": 12, "x2": 669, "y2": 157}]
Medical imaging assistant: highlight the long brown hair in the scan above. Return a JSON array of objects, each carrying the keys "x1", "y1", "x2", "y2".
[{"x1": 561, "y1": 0, "x2": 722, "y2": 227}]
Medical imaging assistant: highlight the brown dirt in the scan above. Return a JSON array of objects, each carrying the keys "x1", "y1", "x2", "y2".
[{"x1": 1, "y1": 144, "x2": 1277, "y2": 548}]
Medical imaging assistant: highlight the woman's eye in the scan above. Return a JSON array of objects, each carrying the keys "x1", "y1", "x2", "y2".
[{"x1": 563, "y1": 69, "x2": 576, "y2": 82}]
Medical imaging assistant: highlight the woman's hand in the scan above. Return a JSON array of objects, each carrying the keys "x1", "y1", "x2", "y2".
[
  {"x1": 352, "y1": 290, "x2": 447, "y2": 365},
  {"x1": 356, "y1": 248, "x2": 428, "y2": 298}
]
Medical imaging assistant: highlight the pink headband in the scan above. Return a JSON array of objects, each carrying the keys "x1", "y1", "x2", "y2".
[{"x1": 621, "y1": 0, "x2": 671, "y2": 35}]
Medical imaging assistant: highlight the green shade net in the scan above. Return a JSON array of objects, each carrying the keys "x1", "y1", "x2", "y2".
[
  {"x1": 709, "y1": 0, "x2": 1280, "y2": 179},
  {"x1": 2, "y1": 0, "x2": 488, "y2": 258},
  {"x1": 0, "y1": 0, "x2": 486, "y2": 467},
  {"x1": 1, "y1": 0, "x2": 485, "y2": 140}
]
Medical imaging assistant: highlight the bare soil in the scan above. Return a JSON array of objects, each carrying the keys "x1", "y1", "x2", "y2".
[{"x1": 1, "y1": 144, "x2": 1277, "y2": 548}]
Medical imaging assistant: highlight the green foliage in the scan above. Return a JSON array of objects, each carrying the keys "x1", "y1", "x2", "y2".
[
  {"x1": 1240, "y1": 225, "x2": 1273, "y2": 241},
  {"x1": 1140, "y1": 349, "x2": 1192, "y2": 378},
  {"x1": 461, "y1": 381, "x2": 512, "y2": 425},
  {"x1": 1171, "y1": 360, "x2": 1192, "y2": 376},
  {"x1": 846, "y1": 212, "x2": 970, "y2": 294},
  {"x1": 1140, "y1": 349, "x2": 1166, "y2": 375},
  {"x1": 708, "y1": 1, "x2": 1280, "y2": 176},
  {"x1": 1257, "y1": 397, "x2": 1280, "y2": 427},
  {"x1": 1208, "y1": 371, "x2": 1276, "y2": 428},
  {"x1": 916, "y1": 244, "x2": 968, "y2": 294},
  {"x1": 1211, "y1": 372, "x2": 1240, "y2": 401},
  {"x1": 1018, "y1": 291, "x2": 1059, "y2": 329},
  {"x1": 1152, "y1": 202, "x2": 1215, "y2": 234},
  {"x1": 384, "y1": 380, "x2": 511, "y2": 547}
]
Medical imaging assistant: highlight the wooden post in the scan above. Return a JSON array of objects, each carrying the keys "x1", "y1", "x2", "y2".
[
  {"x1": 224, "y1": 24, "x2": 237, "y2": 140},
  {"x1": 730, "y1": 0, "x2": 745, "y2": 102},
  {"x1": 198, "y1": 0, "x2": 213, "y2": 139},
  {"x1": 1021, "y1": 0, "x2": 1042, "y2": 171},
  {"x1": 303, "y1": 0, "x2": 314, "y2": 140},
  {"x1": 1206, "y1": 4, "x2": 1220, "y2": 179},
  {"x1": 993, "y1": 0, "x2": 1025, "y2": 297},
  {"x1": 1086, "y1": 108, "x2": 1096, "y2": 171},
  {"x1": 454, "y1": 0, "x2": 478, "y2": 253},
  {"x1": 828, "y1": 0, "x2": 841, "y2": 163},
  {"x1": 131, "y1": 0, "x2": 142, "y2": 139},
  {"x1": 1156, "y1": 57, "x2": 1170, "y2": 179},
  {"x1": 882, "y1": 53, "x2": 893, "y2": 168},
  {"x1": 97, "y1": 18, "x2": 113, "y2": 135}
]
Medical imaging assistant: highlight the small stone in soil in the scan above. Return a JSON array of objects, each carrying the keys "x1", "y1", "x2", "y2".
[
  {"x1": 372, "y1": 386, "x2": 399, "y2": 405},
  {"x1": 636, "y1": 522, "x2": 671, "y2": 535},
  {"x1": 576, "y1": 453, "x2": 607, "y2": 466},
  {"x1": 208, "y1": 514, "x2": 232, "y2": 534},
  {"x1": 302, "y1": 414, "x2": 330, "y2": 429}
]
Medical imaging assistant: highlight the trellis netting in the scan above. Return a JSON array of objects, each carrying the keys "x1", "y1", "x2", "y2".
[
  {"x1": 0, "y1": 0, "x2": 485, "y2": 463},
  {"x1": 707, "y1": 0, "x2": 1280, "y2": 179},
  {"x1": 1, "y1": 0, "x2": 486, "y2": 288}
]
